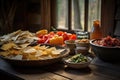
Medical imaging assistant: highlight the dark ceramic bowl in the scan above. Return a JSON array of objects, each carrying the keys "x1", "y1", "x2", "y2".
[
  {"x1": 64, "y1": 40, "x2": 76, "y2": 55},
  {"x1": 90, "y1": 39, "x2": 120, "y2": 63}
]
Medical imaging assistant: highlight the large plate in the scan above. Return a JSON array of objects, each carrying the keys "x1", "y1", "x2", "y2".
[{"x1": 0, "y1": 44, "x2": 70, "y2": 67}]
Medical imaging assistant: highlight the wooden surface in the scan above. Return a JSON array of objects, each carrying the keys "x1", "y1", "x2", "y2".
[{"x1": 0, "y1": 57, "x2": 120, "y2": 80}]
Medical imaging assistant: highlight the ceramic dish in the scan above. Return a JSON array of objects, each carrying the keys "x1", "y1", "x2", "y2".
[
  {"x1": 63, "y1": 54, "x2": 92, "y2": 69},
  {"x1": 90, "y1": 39, "x2": 120, "y2": 63},
  {"x1": 64, "y1": 40, "x2": 76, "y2": 55}
]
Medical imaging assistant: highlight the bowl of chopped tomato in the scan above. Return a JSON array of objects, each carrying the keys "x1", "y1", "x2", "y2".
[{"x1": 90, "y1": 36, "x2": 120, "y2": 63}]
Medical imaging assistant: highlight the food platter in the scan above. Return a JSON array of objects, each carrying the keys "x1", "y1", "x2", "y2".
[
  {"x1": 0, "y1": 44, "x2": 70, "y2": 67},
  {"x1": 0, "y1": 30, "x2": 70, "y2": 67}
]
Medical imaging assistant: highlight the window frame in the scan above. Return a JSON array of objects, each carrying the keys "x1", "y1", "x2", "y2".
[
  {"x1": 41, "y1": 0, "x2": 115, "y2": 36},
  {"x1": 51, "y1": 0, "x2": 95, "y2": 32},
  {"x1": 40, "y1": 0, "x2": 51, "y2": 31}
]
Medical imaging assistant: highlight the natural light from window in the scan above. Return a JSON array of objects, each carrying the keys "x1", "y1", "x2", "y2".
[{"x1": 56, "y1": 0, "x2": 101, "y2": 31}]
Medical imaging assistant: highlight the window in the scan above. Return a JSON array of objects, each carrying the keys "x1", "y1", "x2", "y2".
[
  {"x1": 88, "y1": 0, "x2": 101, "y2": 31},
  {"x1": 56, "y1": 0, "x2": 101, "y2": 32}
]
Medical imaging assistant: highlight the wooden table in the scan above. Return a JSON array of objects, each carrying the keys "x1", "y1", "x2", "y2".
[{"x1": 0, "y1": 57, "x2": 120, "y2": 80}]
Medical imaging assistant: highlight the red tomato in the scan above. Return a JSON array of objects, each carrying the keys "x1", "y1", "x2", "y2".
[
  {"x1": 38, "y1": 38, "x2": 46, "y2": 43},
  {"x1": 69, "y1": 34, "x2": 77, "y2": 40},
  {"x1": 43, "y1": 35, "x2": 49, "y2": 39},
  {"x1": 67, "y1": 33, "x2": 72, "y2": 39},
  {"x1": 56, "y1": 31, "x2": 64, "y2": 36},
  {"x1": 62, "y1": 32, "x2": 69, "y2": 41},
  {"x1": 37, "y1": 34, "x2": 43, "y2": 38},
  {"x1": 47, "y1": 34, "x2": 54, "y2": 38},
  {"x1": 37, "y1": 35, "x2": 49, "y2": 44},
  {"x1": 49, "y1": 31, "x2": 55, "y2": 35}
]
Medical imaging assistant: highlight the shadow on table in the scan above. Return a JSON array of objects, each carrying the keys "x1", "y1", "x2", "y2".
[
  {"x1": 11, "y1": 66, "x2": 51, "y2": 74},
  {"x1": 64, "y1": 66, "x2": 91, "y2": 75},
  {"x1": 0, "y1": 69, "x2": 24, "y2": 80},
  {"x1": 11, "y1": 62, "x2": 63, "y2": 74}
]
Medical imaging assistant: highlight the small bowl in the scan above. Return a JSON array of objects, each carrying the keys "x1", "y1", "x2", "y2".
[
  {"x1": 63, "y1": 56, "x2": 92, "y2": 69},
  {"x1": 64, "y1": 40, "x2": 76, "y2": 55},
  {"x1": 75, "y1": 39, "x2": 90, "y2": 48}
]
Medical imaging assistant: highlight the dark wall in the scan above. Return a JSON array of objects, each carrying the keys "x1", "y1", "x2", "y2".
[
  {"x1": 114, "y1": 0, "x2": 120, "y2": 37},
  {"x1": 0, "y1": 0, "x2": 42, "y2": 35}
]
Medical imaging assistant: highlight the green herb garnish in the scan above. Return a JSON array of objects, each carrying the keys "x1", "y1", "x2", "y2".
[{"x1": 68, "y1": 54, "x2": 88, "y2": 63}]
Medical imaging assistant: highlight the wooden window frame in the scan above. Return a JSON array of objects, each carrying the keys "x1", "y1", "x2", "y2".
[
  {"x1": 40, "y1": 0, "x2": 51, "y2": 31},
  {"x1": 40, "y1": 0, "x2": 97, "y2": 33},
  {"x1": 50, "y1": 0, "x2": 90, "y2": 33},
  {"x1": 40, "y1": 0, "x2": 116, "y2": 36}
]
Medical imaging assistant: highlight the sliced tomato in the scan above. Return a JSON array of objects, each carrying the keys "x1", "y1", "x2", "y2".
[
  {"x1": 49, "y1": 31, "x2": 55, "y2": 35},
  {"x1": 47, "y1": 34, "x2": 54, "y2": 38},
  {"x1": 43, "y1": 35, "x2": 49, "y2": 39},
  {"x1": 62, "y1": 32, "x2": 69, "y2": 41},
  {"x1": 56, "y1": 31, "x2": 64, "y2": 36},
  {"x1": 37, "y1": 38, "x2": 46, "y2": 43},
  {"x1": 69, "y1": 34, "x2": 77, "y2": 40},
  {"x1": 37, "y1": 34, "x2": 44, "y2": 38},
  {"x1": 67, "y1": 33, "x2": 72, "y2": 39}
]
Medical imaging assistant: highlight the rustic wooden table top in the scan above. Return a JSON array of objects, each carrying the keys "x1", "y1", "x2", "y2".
[{"x1": 0, "y1": 57, "x2": 120, "y2": 80}]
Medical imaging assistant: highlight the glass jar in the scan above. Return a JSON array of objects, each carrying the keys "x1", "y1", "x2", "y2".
[{"x1": 90, "y1": 20, "x2": 102, "y2": 39}]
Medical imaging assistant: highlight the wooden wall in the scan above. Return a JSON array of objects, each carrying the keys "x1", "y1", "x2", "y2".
[
  {"x1": 101, "y1": 0, "x2": 115, "y2": 37},
  {"x1": 0, "y1": 0, "x2": 53, "y2": 35},
  {"x1": 14, "y1": 0, "x2": 42, "y2": 33},
  {"x1": 114, "y1": 0, "x2": 120, "y2": 37},
  {"x1": 0, "y1": 0, "x2": 47, "y2": 35}
]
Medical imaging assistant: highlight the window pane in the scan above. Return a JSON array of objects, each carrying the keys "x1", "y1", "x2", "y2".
[
  {"x1": 88, "y1": 0, "x2": 101, "y2": 31},
  {"x1": 56, "y1": 0, "x2": 68, "y2": 29},
  {"x1": 72, "y1": 0, "x2": 85, "y2": 31},
  {"x1": 56, "y1": 0, "x2": 101, "y2": 31}
]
